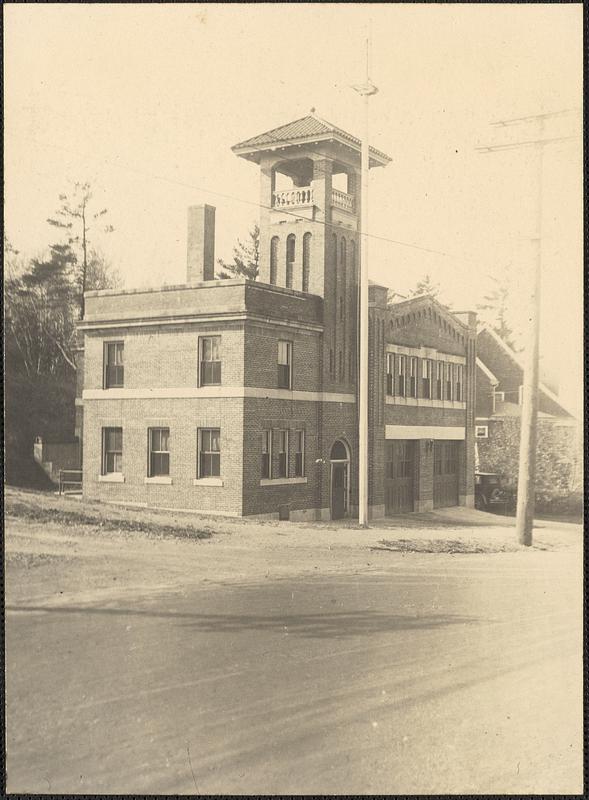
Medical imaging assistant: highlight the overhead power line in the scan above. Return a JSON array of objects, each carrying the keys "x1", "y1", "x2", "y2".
[{"x1": 19, "y1": 132, "x2": 465, "y2": 262}]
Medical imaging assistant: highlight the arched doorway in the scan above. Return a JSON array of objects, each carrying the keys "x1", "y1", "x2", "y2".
[{"x1": 330, "y1": 439, "x2": 350, "y2": 520}]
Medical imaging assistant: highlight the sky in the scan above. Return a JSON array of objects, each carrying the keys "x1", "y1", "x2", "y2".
[{"x1": 4, "y1": 3, "x2": 583, "y2": 412}]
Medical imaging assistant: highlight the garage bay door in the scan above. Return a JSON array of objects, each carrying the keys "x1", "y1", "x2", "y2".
[
  {"x1": 385, "y1": 440, "x2": 415, "y2": 514},
  {"x1": 433, "y1": 441, "x2": 459, "y2": 508}
]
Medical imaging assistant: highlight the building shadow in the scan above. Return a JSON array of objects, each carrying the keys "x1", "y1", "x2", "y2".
[{"x1": 7, "y1": 604, "x2": 478, "y2": 640}]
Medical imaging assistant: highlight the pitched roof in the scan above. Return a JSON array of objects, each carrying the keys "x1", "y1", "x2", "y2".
[
  {"x1": 388, "y1": 293, "x2": 469, "y2": 331},
  {"x1": 476, "y1": 357, "x2": 499, "y2": 386},
  {"x1": 232, "y1": 114, "x2": 391, "y2": 166},
  {"x1": 477, "y1": 324, "x2": 575, "y2": 418}
]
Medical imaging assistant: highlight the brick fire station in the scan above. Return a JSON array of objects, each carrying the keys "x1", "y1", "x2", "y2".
[{"x1": 77, "y1": 115, "x2": 476, "y2": 519}]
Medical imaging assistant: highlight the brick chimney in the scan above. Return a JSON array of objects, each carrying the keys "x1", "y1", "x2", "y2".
[{"x1": 187, "y1": 204, "x2": 215, "y2": 282}]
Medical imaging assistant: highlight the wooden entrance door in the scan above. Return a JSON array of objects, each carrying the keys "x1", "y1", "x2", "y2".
[
  {"x1": 331, "y1": 463, "x2": 347, "y2": 519},
  {"x1": 433, "y1": 441, "x2": 459, "y2": 508},
  {"x1": 385, "y1": 440, "x2": 415, "y2": 514}
]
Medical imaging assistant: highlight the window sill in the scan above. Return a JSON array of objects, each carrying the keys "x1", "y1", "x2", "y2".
[
  {"x1": 98, "y1": 473, "x2": 125, "y2": 483},
  {"x1": 144, "y1": 476, "x2": 172, "y2": 485},
  {"x1": 260, "y1": 477, "x2": 307, "y2": 486},
  {"x1": 193, "y1": 477, "x2": 224, "y2": 487}
]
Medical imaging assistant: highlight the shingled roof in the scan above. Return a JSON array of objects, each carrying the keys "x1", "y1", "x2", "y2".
[{"x1": 232, "y1": 114, "x2": 391, "y2": 166}]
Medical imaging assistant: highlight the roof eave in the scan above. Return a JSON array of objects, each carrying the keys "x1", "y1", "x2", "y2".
[{"x1": 232, "y1": 133, "x2": 391, "y2": 167}]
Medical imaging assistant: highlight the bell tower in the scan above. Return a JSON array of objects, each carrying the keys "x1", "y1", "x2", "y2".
[{"x1": 232, "y1": 113, "x2": 390, "y2": 390}]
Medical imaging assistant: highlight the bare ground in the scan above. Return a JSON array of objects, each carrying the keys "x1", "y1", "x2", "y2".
[{"x1": 5, "y1": 487, "x2": 581, "y2": 609}]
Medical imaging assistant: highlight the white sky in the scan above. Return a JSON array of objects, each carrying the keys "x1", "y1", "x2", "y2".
[{"x1": 4, "y1": 3, "x2": 583, "y2": 413}]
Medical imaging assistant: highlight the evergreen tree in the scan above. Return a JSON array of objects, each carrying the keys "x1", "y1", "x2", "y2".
[
  {"x1": 477, "y1": 267, "x2": 517, "y2": 349},
  {"x1": 47, "y1": 181, "x2": 115, "y2": 314},
  {"x1": 217, "y1": 224, "x2": 259, "y2": 280},
  {"x1": 408, "y1": 273, "x2": 441, "y2": 299}
]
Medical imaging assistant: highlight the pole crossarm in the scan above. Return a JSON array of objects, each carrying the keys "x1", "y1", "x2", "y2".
[
  {"x1": 490, "y1": 108, "x2": 581, "y2": 126},
  {"x1": 476, "y1": 134, "x2": 579, "y2": 152}
]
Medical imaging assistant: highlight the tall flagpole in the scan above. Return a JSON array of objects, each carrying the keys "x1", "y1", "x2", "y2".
[{"x1": 353, "y1": 35, "x2": 378, "y2": 528}]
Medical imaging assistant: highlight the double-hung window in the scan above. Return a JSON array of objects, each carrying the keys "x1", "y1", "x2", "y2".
[
  {"x1": 198, "y1": 428, "x2": 220, "y2": 477},
  {"x1": 276, "y1": 430, "x2": 289, "y2": 478},
  {"x1": 422, "y1": 359, "x2": 433, "y2": 399},
  {"x1": 278, "y1": 341, "x2": 292, "y2": 389},
  {"x1": 386, "y1": 353, "x2": 394, "y2": 396},
  {"x1": 102, "y1": 427, "x2": 122, "y2": 474},
  {"x1": 435, "y1": 361, "x2": 443, "y2": 400},
  {"x1": 261, "y1": 430, "x2": 272, "y2": 479},
  {"x1": 200, "y1": 336, "x2": 221, "y2": 386},
  {"x1": 397, "y1": 355, "x2": 406, "y2": 397},
  {"x1": 409, "y1": 357, "x2": 418, "y2": 398},
  {"x1": 455, "y1": 364, "x2": 463, "y2": 402},
  {"x1": 294, "y1": 430, "x2": 305, "y2": 477},
  {"x1": 445, "y1": 363, "x2": 453, "y2": 401},
  {"x1": 104, "y1": 342, "x2": 124, "y2": 388},
  {"x1": 148, "y1": 427, "x2": 170, "y2": 477}
]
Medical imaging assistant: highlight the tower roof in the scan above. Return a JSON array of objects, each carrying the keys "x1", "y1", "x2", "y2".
[{"x1": 232, "y1": 114, "x2": 391, "y2": 167}]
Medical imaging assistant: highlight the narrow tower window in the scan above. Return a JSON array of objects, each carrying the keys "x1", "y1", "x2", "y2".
[
  {"x1": 270, "y1": 236, "x2": 279, "y2": 285},
  {"x1": 286, "y1": 234, "x2": 295, "y2": 289},
  {"x1": 302, "y1": 232, "x2": 311, "y2": 292}
]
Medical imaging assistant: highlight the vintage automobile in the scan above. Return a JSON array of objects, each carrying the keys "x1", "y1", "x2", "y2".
[{"x1": 474, "y1": 472, "x2": 512, "y2": 513}]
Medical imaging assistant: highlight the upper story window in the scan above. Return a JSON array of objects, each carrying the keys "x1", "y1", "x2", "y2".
[
  {"x1": 294, "y1": 430, "x2": 305, "y2": 477},
  {"x1": 302, "y1": 232, "x2": 311, "y2": 293},
  {"x1": 422, "y1": 358, "x2": 433, "y2": 399},
  {"x1": 435, "y1": 361, "x2": 443, "y2": 400},
  {"x1": 276, "y1": 430, "x2": 289, "y2": 478},
  {"x1": 455, "y1": 364, "x2": 464, "y2": 402},
  {"x1": 104, "y1": 341, "x2": 124, "y2": 388},
  {"x1": 286, "y1": 234, "x2": 295, "y2": 289},
  {"x1": 445, "y1": 362, "x2": 453, "y2": 401},
  {"x1": 278, "y1": 340, "x2": 292, "y2": 389},
  {"x1": 261, "y1": 430, "x2": 272, "y2": 479},
  {"x1": 200, "y1": 336, "x2": 221, "y2": 386},
  {"x1": 270, "y1": 236, "x2": 279, "y2": 285},
  {"x1": 198, "y1": 428, "x2": 220, "y2": 477},
  {"x1": 102, "y1": 427, "x2": 122, "y2": 474},
  {"x1": 397, "y1": 354, "x2": 406, "y2": 397},
  {"x1": 386, "y1": 353, "x2": 394, "y2": 395},
  {"x1": 409, "y1": 357, "x2": 418, "y2": 398},
  {"x1": 148, "y1": 427, "x2": 170, "y2": 477}
]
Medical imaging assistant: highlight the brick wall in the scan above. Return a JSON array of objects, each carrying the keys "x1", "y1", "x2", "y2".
[
  {"x1": 477, "y1": 329, "x2": 569, "y2": 418},
  {"x1": 84, "y1": 324, "x2": 245, "y2": 391},
  {"x1": 476, "y1": 365, "x2": 495, "y2": 417},
  {"x1": 241, "y1": 398, "x2": 357, "y2": 517},
  {"x1": 83, "y1": 397, "x2": 244, "y2": 515},
  {"x1": 244, "y1": 322, "x2": 322, "y2": 391}
]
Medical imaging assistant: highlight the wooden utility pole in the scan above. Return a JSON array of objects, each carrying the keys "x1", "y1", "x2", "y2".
[
  {"x1": 515, "y1": 120, "x2": 544, "y2": 546},
  {"x1": 477, "y1": 109, "x2": 579, "y2": 545},
  {"x1": 352, "y1": 37, "x2": 378, "y2": 528}
]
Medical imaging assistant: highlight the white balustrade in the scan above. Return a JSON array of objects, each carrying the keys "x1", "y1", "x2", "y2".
[
  {"x1": 331, "y1": 188, "x2": 355, "y2": 213},
  {"x1": 273, "y1": 187, "x2": 314, "y2": 208}
]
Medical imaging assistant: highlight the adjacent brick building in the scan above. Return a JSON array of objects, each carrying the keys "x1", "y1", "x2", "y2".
[
  {"x1": 475, "y1": 326, "x2": 581, "y2": 505},
  {"x1": 77, "y1": 114, "x2": 476, "y2": 519}
]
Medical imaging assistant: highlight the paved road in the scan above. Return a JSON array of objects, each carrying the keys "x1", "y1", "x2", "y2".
[{"x1": 6, "y1": 552, "x2": 583, "y2": 794}]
